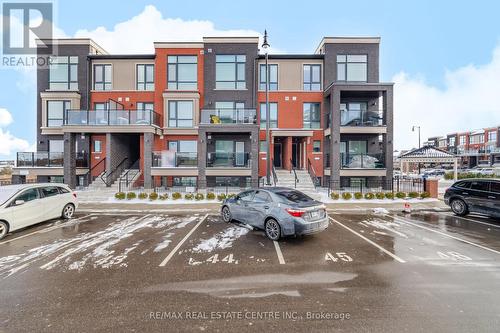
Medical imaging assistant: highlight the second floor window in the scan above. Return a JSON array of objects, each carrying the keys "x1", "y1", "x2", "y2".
[
  {"x1": 216, "y1": 55, "x2": 246, "y2": 90},
  {"x1": 137, "y1": 64, "x2": 154, "y2": 90},
  {"x1": 303, "y1": 103, "x2": 321, "y2": 129},
  {"x1": 303, "y1": 64, "x2": 321, "y2": 91},
  {"x1": 259, "y1": 64, "x2": 278, "y2": 90},
  {"x1": 49, "y1": 56, "x2": 78, "y2": 90},
  {"x1": 449, "y1": 137, "x2": 456, "y2": 146},
  {"x1": 488, "y1": 131, "x2": 497, "y2": 142},
  {"x1": 260, "y1": 102, "x2": 278, "y2": 129},
  {"x1": 93, "y1": 64, "x2": 112, "y2": 90},
  {"x1": 168, "y1": 101, "x2": 193, "y2": 128},
  {"x1": 337, "y1": 54, "x2": 367, "y2": 81},
  {"x1": 168, "y1": 56, "x2": 197, "y2": 90},
  {"x1": 136, "y1": 102, "x2": 154, "y2": 122},
  {"x1": 459, "y1": 136, "x2": 466, "y2": 145},
  {"x1": 47, "y1": 100, "x2": 70, "y2": 127}
]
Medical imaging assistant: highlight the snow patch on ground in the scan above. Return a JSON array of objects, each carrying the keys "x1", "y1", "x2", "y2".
[
  {"x1": 359, "y1": 219, "x2": 408, "y2": 238},
  {"x1": 192, "y1": 226, "x2": 249, "y2": 253},
  {"x1": 372, "y1": 207, "x2": 389, "y2": 215}
]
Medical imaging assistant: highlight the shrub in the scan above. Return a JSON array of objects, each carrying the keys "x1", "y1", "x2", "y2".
[
  {"x1": 420, "y1": 191, "x2": 431, "y2": 199},
  {"x1": 184, "y1": 193, "x2": 194, "y2": 200},
  {"x1": 159, "y1": 194, "x2": 168, "y2": 200},
  {"x1": 408, "y1": 192, "x2": 419, "y2": 199},
  {"x1": 172, "y1": 192, "x2": 182, "y2": 200},
  {"x1": 385, "y1": 192, "x2": 394, "y2": 199},
  {"x1": 138, "y1": 192, "x2": 148, "y2": 200},
  {"x1": 126, "y1": 192, "x2": 136, "y2": 200},
  {"x1": 354, "y1": 192, "x2": 363, "y2": 200},
  {"x1": 206, "y1": 192, "x2": 216, "y2": 200},
  {"x1": 330, "y1": 192, "x2": 340, "y2": 200},
  {"x1": 396, "y1": 192, "x2": 406, "y2": 199},
  {"x1": 342, "y1": 192, "x2": 352, "y2": 200},
  {"x1": 115, "y1": 192, "x2": 126, "y2": 200},
  {"x1": 195, "y1": 193, "x2": 204, "y2": 201},
  {"x1": 444, "y1": 171, "x2": 496, "y2": 180},
  {"x1": 376, "y1": 192, "x2": 385, "y2": 200},
  {"x1": 217, "y1": 193, "x2": 227, "y2": 201},
  {"x1": 364, "y1": 192, "x2": 375, "y2": 200},
  {"x1": 149, "y1": 192, "x2": 158, "y2": 200}
]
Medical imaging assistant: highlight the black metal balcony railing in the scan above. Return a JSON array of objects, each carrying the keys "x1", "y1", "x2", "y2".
[
  {"x1": 324, "y1": 153, "x2": 330, "y2": 168},
  {"x1": 340, "y1": 153, "x2": 385, "y2": 169},
  {"x1": 340, "y1": 110, "x2": 384, "y2": 126},
  {"x1": 64, "y1": 109, "x2": 161, "y2": 126},
  {"x1": 152, "y1": 152, "x2": 197, "y2": 167},
  {"x1": 200, "y1": 109, "x2": 256, "y2": 125},
  {"x1": 207, "y1": 152, "x2": 250, "y2": 168},
  {"x1": 17, "y1": 152, "x2": 88, "y2": 168}
]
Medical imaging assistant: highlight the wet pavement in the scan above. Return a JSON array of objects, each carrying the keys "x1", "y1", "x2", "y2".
[{"x1": 1, "y1": 209, "x2": 500, "y2": 332}]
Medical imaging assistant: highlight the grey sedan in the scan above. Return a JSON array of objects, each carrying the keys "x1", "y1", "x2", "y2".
[{"x1": 221, "y1": 187, "x2": 328, "y2": 241}]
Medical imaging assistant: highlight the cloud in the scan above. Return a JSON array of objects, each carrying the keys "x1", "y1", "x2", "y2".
[
  {"x1": 0, "y1": 108, "x2": 33, "y2": 157},
  {"x1": 393, "y1": 43, "x2": 500, "y2": 151},
  {"x1": 0, "y1": 108, "x2": 13, "y2": 126}
]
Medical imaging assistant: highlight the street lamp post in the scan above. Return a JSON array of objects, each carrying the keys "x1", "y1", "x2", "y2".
[
  {"x1": 412, "y1": 125, "x2": 421, "y2": 174},
  {"x1": 262, "y1": 30, "x2": 271, "y2": 185}
]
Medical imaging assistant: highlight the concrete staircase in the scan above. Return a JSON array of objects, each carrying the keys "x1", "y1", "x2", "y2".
[
  {"x1": 77, "y1": 168, "x2": 141, "y2": 202},
  {"x1": 274, "y1": 168, "x2": 319, "y2": 198}
]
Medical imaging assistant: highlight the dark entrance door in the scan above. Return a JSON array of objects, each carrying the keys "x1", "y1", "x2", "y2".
[
  {"x1": 274, "y1": 143, "x2": 282, "y2": 168},
  {"x1": 292, "y1": 142, "x2": 298, "y2": 168}
]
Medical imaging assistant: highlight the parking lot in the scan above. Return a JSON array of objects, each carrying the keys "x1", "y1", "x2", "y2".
[{"x1": 1, "y1": 208, "x2": 500, "y2": 332}]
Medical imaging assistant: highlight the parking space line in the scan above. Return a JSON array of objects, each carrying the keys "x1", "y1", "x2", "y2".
[
  {"x1": 0, "y1": 214, "x2": 94, "y2": 246},
  {"x1": 329, "y1": 217, "x2": 406, "y2": 263},
  {"x1": 439, "y1": 212, "x2": 500, "y2": 229},
  {"x1": 273, "y1": 241, "x2": 286, "y2": 264},
  {"x1": 393, "y1": 216, "x2": 500, "y2": 255},
  {"x1": 159, "y1": 214, "x2": 209, "y2": 267}
]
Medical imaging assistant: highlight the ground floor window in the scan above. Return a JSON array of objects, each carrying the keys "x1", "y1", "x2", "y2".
[
  {"x1": 49, "y1": 176, "x2": 64, "y2": 183},
  {"x1": 210, "y1": 176, "x2": 251, "y2": 188},
  {"x1": 173, "y1": 177, "x2": 197, "y2": 187}
]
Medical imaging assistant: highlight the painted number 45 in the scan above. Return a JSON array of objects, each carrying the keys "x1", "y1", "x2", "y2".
[{"x1": 325, "y1": 252, "x2": 353, "y2": 262}]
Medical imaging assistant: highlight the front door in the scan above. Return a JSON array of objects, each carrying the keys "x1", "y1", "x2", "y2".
[
  {"x1": 274, "y1": 143, "x2": 282, "y2": 168},
  {"x1": 292, "y1": 142, "x2": 298, "y2": 168},
  {"x1": 235, "y1": 142, "x2": 245, "y2": 166}
]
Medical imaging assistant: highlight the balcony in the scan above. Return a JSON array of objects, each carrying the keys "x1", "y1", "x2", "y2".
[
  {"x1": 207, "y1": 152, "x2": 250, "y2": 168},
  {"x1": 340, "y1": 110, "x2": 384, "y2": 127},
  {"x1": 64, "y1": 110, "x2": 161, "y2": 127},
  {"x1": 341, "y1": 153, "x2": 385, "y2": 169},
  {"x1": 17, "y1": 152, "x2": 88, "y2": 168},
  {"x1": 200, "y1": 109, "x2": 256, "y2": 125},
  {"x1": 152, "y1": 152, "x2": 197, "y2": 168}
]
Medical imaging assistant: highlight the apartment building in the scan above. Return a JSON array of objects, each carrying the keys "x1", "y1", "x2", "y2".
[
  {"x1": 12, "y1": 36, "x2": 393, "y2": 191},
  {"x1": 424, "y1": 126, "x2": 500, "y2": 168}
]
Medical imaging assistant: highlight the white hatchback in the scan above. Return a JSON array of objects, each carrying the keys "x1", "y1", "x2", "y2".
[{"x1": 0, "y1": 183, "x2": 78, "y2": 240}]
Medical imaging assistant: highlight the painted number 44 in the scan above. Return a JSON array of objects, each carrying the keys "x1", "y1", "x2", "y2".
[
  {"x1": 206, "y1": 253, "x2": 238, "y2": 264},
  {"x1": 325, "y1": 252, "x2": 353, "y2": 262}
]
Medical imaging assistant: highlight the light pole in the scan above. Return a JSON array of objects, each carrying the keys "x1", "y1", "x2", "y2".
[
  {"x1": 262, "y1": 30, "x2": 271, "y2": 185},
  {"x1": 412, "y1": 125, "x2": 421, "y2": 148}
]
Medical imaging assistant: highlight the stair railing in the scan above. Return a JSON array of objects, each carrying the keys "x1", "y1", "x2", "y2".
[
  {"x1": 100, "y1": 157, "x2": 128, "y2": 187},
  {"x1": 307, "y1": 158, "x2": 320, "y2": 188},
  {"x1": 290, "y1": 158, "x2": 299, "y2": 189},
  {"x1": 118, "y1": 159, "x2": 140, "y2": 192},
  {"x1": 84, "y1": 157, "x2": 106, "y2": 187},
  {"x1": 271, "y1": 159, "x2": 278, "y2": 187}
]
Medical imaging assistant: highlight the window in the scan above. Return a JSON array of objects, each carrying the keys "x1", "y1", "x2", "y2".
[
  {"x1": 313, "y1": 140, "x2": 321, "y2": 153},
  {"x1": 337, "y1": 54, "x2": 367, "y2": 81},
  {"x1": 237, "y1": 190, "x2": 255, "y2": 202},
  {"x1": 15, "y1": 188, "x2": 39, "y2": 203},
  {"x1": 253, "y1": 190, "x2": 271, "y2": 203},
  {"x1": 94, "y1": 140, "x2": 102, "y2": 153},
  {"x1": 260, "y1": 102, "x2": 278, "y2": 129},
  {"x1": 216, "y1": 55, "x2": 246, "y2": 90},
  {"x1": 454, "y1": 181, "x2": 471, "y2": 189},
  {"x1": 47, "y1": 100, "x2": 70, "y2": 127},
  {"x1": 459, "y1": 135, "x2": 467, "y2": 145},
  {"x1": 490, "y1": 182, "x2": 500, "y2": 194},
  {"x1": 168, "y1": 101, "x2": 193, "y2": 127},
  {"x1": 449, "y1": 137, "x2": 456, "y2": 146},
  {"x1": 469, "y1": 134, "x2": 484, "y2": 144},
  {"x1": 470, "y1": 181, "x2": 489, "y2": 192},
  {"x1": 168, "y1": 140, "x2": 198, "y2": 153},
  {"x1": 259, "y1": 140, "x2": 267, "y2": 153},
  {"x1": 303, "y1": 64, "x2": 321, "y2": 91},
  {"x1": 259, "y1": 64, "x2": 278, "y2": 90},
  {"x1": 49, "y1": 140, "x2": 64, "y2": 153},
  {"x1": 41, "y1": 187, "x2": 60, "y2": 198},
  {"x1": 215, "y1": 140, "x2": 234, "y2": 153},
  {"x1": 94, "y1": 102, "x2": 109, "y2": 111},
  {"x1": 49, "y1": 56, "x2": 78, "y2": 90},
  {"x1": 168, "y1": 56, "x2": 197, "y2": 90},
  {"x1": 137, "y1": 64, "x2": 154, "y2": 90},
  {"x1": 275, "y1": 190, "x2": 313, "y2": 203},
  {"x1": 488, "y1": 131, "x2": 497, "y2": 142},
  {"x1": 136, "y1": 102, "x2": 154, "y2": 122},
  {"x1": 93, "y1": 64, "x2": 112, "y2": 90},
  {"x1": 303, "y1": 103, "x2": 321, "y2": 129},
  {"x1": 49, "y1": 176, "x2": 64, "y2": 183},
  {"x1": 173, "y1": 177, "x2": 197, "y2": 187}
]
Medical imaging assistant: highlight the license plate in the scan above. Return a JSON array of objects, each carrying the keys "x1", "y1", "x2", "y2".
[{"x1": 311, "y1": 211, "x2": 319, "y2": 218}]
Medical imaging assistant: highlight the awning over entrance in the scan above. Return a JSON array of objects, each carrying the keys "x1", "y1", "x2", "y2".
[{"x1": 398, "y1": 145, "x2": 459, "y2": 180}]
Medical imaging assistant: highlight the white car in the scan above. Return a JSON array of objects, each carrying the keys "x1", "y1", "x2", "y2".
[{"x1": 0, "y1": 183, "x2": 78, "y2": 240}]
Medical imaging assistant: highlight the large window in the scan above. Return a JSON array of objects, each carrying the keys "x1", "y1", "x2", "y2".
[
  {"x1": 136, "y1": 102, "x2": 154, "y2": 122},
  {"x1": 169, "y1": 140, "x2": 197, "y2": 153},
  {"x1": 459, "y1": 135, "x2": 467, "y2": 145},
  {"x1": 303, "y1": 103, "x2": 321, "y2": 129},
  {"x1": 47, "y1": 100, "x2": 70, "y2": 127},
  {"x1": 173, "y1": 177, "x2": 197, "y2": 187},
  {"x1": 167, "y1": 56, "x2": 197, "y2": 90},
  {"x1": 49, "y1": 56, "x2": 78, "y2": 90},
  {"x1": 93, "y1": 64, "x2": 112, "y2": 90},
  {"x1": 137, "y1": 64, "x2": 154, "y2": 90},
  {"x1": 449, "y1": 136, "x2": 456, "y2": 146},
  {"x1": 216, "y1": 55, "x2": 246, "y2": 90},
  {"x1": 313, "y1": 140, "x2": 321, "y2": 153},
  {"x1": 303, "y1": 64, "x2": 321, "y2": 91},
  {"x1": 469, "y1": 134, "x2": 484, "y2": 144},
  {"x1": 488, "y1": 131, "x2": 497, "y2": 142},
  {"x1": 337, "y1": 55, "x2": 367, "y2": 82},
  {"x1": 168, "y1": 101, "x2": 193, "y2": 127},
  {"x1": 260, "y1": 102, "x2": 278, "y2": 129},
  {"x1": 259, "y1": 64, "x2": 278, "y2": 90}
]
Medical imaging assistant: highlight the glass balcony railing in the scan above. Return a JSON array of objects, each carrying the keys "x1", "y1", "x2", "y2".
[
  {"x1": 64, "y1": 110, "x2": 161, "y2": 126},
  {"x1": 200, "y1": 109, "x2": 256, "y2": 125},
  {"x1": 340, "y1": 110, "x2": 384, "y2": 126},
  {"x1": 207, "y1": 152, "x2": 250, "y2": 168},
  {"x1": 152, "y1": 152, "x2": 197, "y2": 167},
  {"x1": 17, "y1": 152, "x2": 88, "y2": 168},
  {"x1": 340, "y1": 153, "x2": 385, "y2": 169}
]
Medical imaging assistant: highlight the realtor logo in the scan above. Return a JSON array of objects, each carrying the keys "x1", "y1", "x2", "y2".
[{"x1": 2, "y1": 2, "x2": 53, "y2": 54}]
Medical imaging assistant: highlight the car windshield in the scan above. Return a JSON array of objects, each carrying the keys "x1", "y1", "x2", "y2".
[
  {"x1": 274, "y1": 190, "x2": 313, "y2": 203},
  {"x1": 0, "y1": 187, "x2": 21, "y2": 206}
]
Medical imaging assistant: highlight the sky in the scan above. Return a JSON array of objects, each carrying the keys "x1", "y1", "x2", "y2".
[{"x1": 1, "y1": 0, "x2": 500, "y2": 158}]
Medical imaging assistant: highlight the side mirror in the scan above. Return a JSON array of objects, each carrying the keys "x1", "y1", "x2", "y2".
[{"x1": 14, "y1": 199, "x2": 25, "y2": 206}]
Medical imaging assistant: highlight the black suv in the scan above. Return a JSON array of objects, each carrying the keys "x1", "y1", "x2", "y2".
[{"x1": 444, "y1": 179, "x2": 500, "y2": 217}]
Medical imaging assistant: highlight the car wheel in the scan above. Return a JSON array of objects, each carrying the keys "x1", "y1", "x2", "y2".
[
  {"x1": 0, "y1": 221, "x2": 8, "y2": 241},
  {"x1": 451, "y1": 199, "x2": 468, "y2": 216},
  {"x1": 62, "y1": 204, "x2": 75, "y2": 219},
  {"x1": 222, "y1": 206, "x2": 232, "y2": 223},
  {"x1": 265, "y1": 218, "x2": 281, "y2": 241}
]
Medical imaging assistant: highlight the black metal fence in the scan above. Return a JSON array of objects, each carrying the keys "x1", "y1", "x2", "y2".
[{"x1": 324, "y1": 178, "x2": 424, "y2": 196}]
